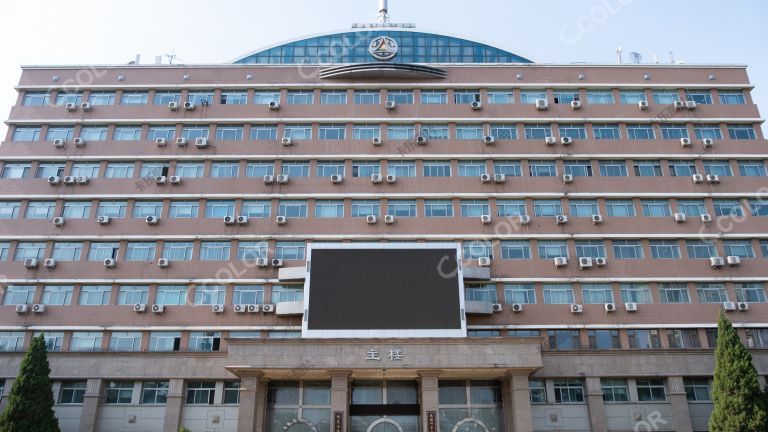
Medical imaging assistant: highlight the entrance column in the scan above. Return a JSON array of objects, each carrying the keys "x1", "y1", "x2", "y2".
[
  {"x1": 162, "y1": 378, "x2": 185, "y2": 432},
  {"x1": 418, "y1": 370, "x2": 441, "y2": 432},
  {"x1": 237, "y1": 372, "x2": 264, "y2": 432},
  {"x1": 667, "y1": 376, "x2": 693, "y2": 432},
  {"x1": 585, "y1": 377, "x2": 607, "y2": 432},
  {"x1": 503, "y1": 373, "x2": 533, "y2": 432},
  {"x1": 330, "y1": 370, "x2": 352, "y2": 432},
  {"x1": 79, "y1": 378, "x2": 103, "y2": 432}
]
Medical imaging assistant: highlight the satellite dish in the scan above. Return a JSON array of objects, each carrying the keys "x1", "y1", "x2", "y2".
[{"x1": 630, "y1": 52, "x2": 642, "y2": 64}]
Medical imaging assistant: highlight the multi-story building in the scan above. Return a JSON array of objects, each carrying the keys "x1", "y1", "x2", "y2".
[{"x1": 0, "y1": 6, "x2": 767, "y2": 432}]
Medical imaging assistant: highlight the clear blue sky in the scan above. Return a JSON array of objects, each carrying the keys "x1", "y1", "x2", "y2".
[{"x1": 1, "y1": 0, "x2": 766, "y2": 135}]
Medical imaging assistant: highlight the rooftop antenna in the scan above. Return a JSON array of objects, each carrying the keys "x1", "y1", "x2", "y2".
[
  {"x1": 377, "y1": 0, "x2": 390, "y2": 23},
  {"x1": 616, "y1": 46, "x2": 623, "y2": 64},
  {"x1": 629, "y1": 52, "x2": 642, "y2": 64},
  {"x1": 669, "y1": 51, "x2": 676, "y2": 64}
]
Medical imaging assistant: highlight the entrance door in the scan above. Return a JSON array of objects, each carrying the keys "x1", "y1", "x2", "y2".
[{"x1": 350, "y1": 381, "x2": 420, "y2": 432}]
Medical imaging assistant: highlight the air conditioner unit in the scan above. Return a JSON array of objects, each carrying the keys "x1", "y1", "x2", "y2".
[
  {"x1": 493, "y1": 174, "x2": 506, "y2": 183},
  {"x1": 701, "y1": 213, "x2": 713, "y2": 224},
  {"x1": 702, "y1": 138, "x2": 714, "y2": 148},
  {"x1": 281, "y1": 137, "x2": 292, "y2": 146},
  {"x1": 706, "y1": 174, "x2": 720, "y2": 184},
  {"x1": 535, "y1": 99, "x2": 549, "y2": 110},
  {"x1": 570, "y1": 304, "x2": 583, "y2": 313},
  {"x1": 97, "y1": 216, "x2": 111, "y2": 225},
  {"x1": 236, "y1": 215, "x2": 249, "y2": 225},
  {"x1": 692, "y1": 174, "x2": 704, "y2": 184},
  {"x1": 385, "y1": 100, "x2": 396, "y2": 110},
  {"x1": 554, "y1": 257, "x2": 568, "y2": 267},
  {"x1": 263, "y1": 175, "x2": 274, "y2": 184},
  {"x1": 570, "y1": 100, "x2": 582, "y2": 110},
  {"x1": 184, "y1": 101, "x2": 195, "y2": 111},
  {"x1": 686, "y1": 100, "x2": 697, "y2": 110},
  {"x1": 169, "y1": 176, "x2": 181, "y2": 184},
  {"x1": 276, "y1": 215, "x2": 287, "y2": 225},
  {"x1": 511, "y1": 303, "x2": 524, "y2": 313},
  {"x1": 32, "y1": 304, "x2": 45, "y2": 314},
  {"x1": 674, "y1": 213, "x2": 687, "y2": 223},
  {"x1": 673, "y1": 100, "x2": 685, "y2": 110},
  {"x1": 271, "y1": 259, "x2": 283, "y2": 268},
  {"x1": 384, "y1": 214, "x2": 396, "y2": 224},
  {"x1": 480, "y1": 173, "x2": 492, "y2": 183},
  {"x1": 65, "y1": 102, "x2": 78, "y2": 111},
  {"x1": 372, "y1": 137, "x2": 382, "y2": 145},
  {"x1": 492, "y1": 303, "x2": 503, "y2": 312},
  {"x1": 483, "y1": 135, "x2": 495, "y2": 145},
  {"x1": 556, "y1": 214, "x2": 569, "y2": 224},
  {"x1": 262, "y1": 304, "x2": 275, "y2": 313},
  {"x1": 604, "y1": 303, "x2": 616, "y2": 312},
  {"x1": 638, "y1": 100, "x2": 649, "y2": 110},
  {"x1": 710, "y1": 256, "x2": 725, "y2": 268},
  {"x1": 103, "y1": 258, "x2": 116, "y2": 268},
  {"x1": 63, "y1": 176, "x2": 76, "y2": 185},
  {"x1": 562, "y1": 174, "x2": 573, "y2": 183},
  {"x1": 80, "y1": 102, "x2": 91, "y2": 111},
  {"x1": 222, "y1": 215, "x2": 236, "y2": 225},
  {"x1": 276, "y1": 175, "x2": 289, "y2": 184},
  {"x1": 15, "y1": 304, "x2": 28, "y2": 314},
  {"x1": 234, "y1": 304, "x2": 247, "y2": 314},
  {"x1": 268, "y1": 101, "x2": 280, "y2": 110},
  {"x1": 737, "y1": 302, "x2": 749, "y2": 311},
  {"x1": 416, "y1": 136, "x2": 428, "y2": 145},
  {"x1": 366, "y1": 215, "x2": 378, "y2": 224},
  {"x1": 579, "y1": 257, "x2": 593, "y2": 269},
  {"x1": 478, "y1": 257, "x2": 491, "y2": 267},
  {"x1": 331, "y1": 174, "x2": 343, "y2": 184},
  {"x1": 247, "y1": 304, "x2": 261, "y2": 313},
  {"x1": 133, "y1": 303, "x2": 146, "y2": 313},
  {"x1": 595, "y1": 257, "x2": 608, "y2": 266},
  {"x1": 625, "y1": 302, "x2": 638, "y2": 312},
  {"x1": 154, "y1": 175, "x2": 166, "y2": 184},
  {"x1": 73, "y1": 137, "x2": 85, "y2": 147},
  {"x1": 76, "y1": 176, "x2": 89, "y2": 185},
  {"x1": 471, "y1": 101, "x2": 482, "y2": 110},
  {"x1": 386, "y1": 175, "x2": 397, "y2": 184},
  {"x1": 561, "y1": 136, "x2": 573, "y2": 145},
  {"x1": 480, "y1": 214, "x2": 492, "y2": 224},
  {"x1": 175, "y1": 137, "x2": 187, "y2": 146},
  {"x1": 168, "y1": 101, "x2": 179, "y2": 111},
  {"x1": 256, "y1": 258, "x2": 269, "y2": 267},
  {"x1": 680, "y1": 138, "x2": 692, "y2": 147},
  {"x1": 48, "y1": 176, "x2": 61, "y2": 185},
  {"x1": 151, "y1": 304, "x2": 165, "y2": 314},
  {"x1": 194, "y1": 137, "x2": 208, "y2": 148},
  {"x1": 726, "y1": 255, "x2": 741, "y2": 266},
  {"x1": 155, "y1": 137, "x2": 167, "y2": 146},
  {"x1": 519, "y1": 215, "x2": 531, "y2": 225},
  {"x1": 722, "y1": 302, "x2": 736, "y2": 311},
  {"x1": 44, "y1": 258, "x2": 56, "y2": 269},
  {"x1": 591, "y1": 214, "x2": 603, "y2": 224},
  {"x1": 545, "y1": 136, "x2": 557, "y2": 145},
  {"x1": 371, "y1": 173, "x2": 383, "y2": 184},
  {"x1": 53, "y1": 217, "x2": 65, "y2": 227},
  {"x1": 145, "y1": 215, "x2": 159, "y2": 225},
  {"x1": 212, "y1": 304, "x2": 224, "y2": 313}
]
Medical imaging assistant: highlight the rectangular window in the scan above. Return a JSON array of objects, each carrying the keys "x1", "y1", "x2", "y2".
[
  {"x1": 0, "y1": 332, "x2": 24, "y2": 352},
  {"x1": 553, "y1": 380, "x2": 584, "y2": 403},
  {"x1": 620, "y1": 283, "x2": 652, "y2": 303},
  {"x1": 237, "y1": 242, "x2": 268, "y2": 260},
  {"x1": 465, "y1": 284, "x2": 498, "y2": 303},
  {"x1": 149, "y1": 332, "x2": 181, "y2": 352},
  {"x1": 529, "y1": 380, "x2": 547, "y2": 404},
  {"x1": 113, "y1": 126, "x2": 142, "y2": 141},
  {"x1": 78, "y1": 286, "x2": 111, "y2": 305},
  {"x1": 423, "y1": 161, "x2": 451, "y2": 177},
  {"x1": 703, "y1": 160, "x2": 732, "y2": 177},
  {"x1": 500, "y1": 241, "x2": 531, "y2": 260},
  {"x1": 272, "y1": 285, "x2": 303, "y2": 303},
  {"x1": 351, "y1": 200, "x2": 380, "y2": 218},
  {"x1": 455, "y1": 124, "x2": 483, "y2": 140},
  {"x1": 669, "y1": 160, "x2": 698, "y2": 177},
  {"x1": 738, "y1": 160, "x2": 766, "y2": 177},
  {"x1": 41, "y1": 285, "x2": 74, "y2": 305},
  {"x1": 718, "y1": 90, "x2": 746, "y2": 105},
  {"x1": 278, "y1": 200, "x2": 308, "y2": 218},
  {"x1": 215, "y1": 125, "x2": 244, "y2": 141},
  {"x1": 497, "y1": 199, "x2": 526, "y2": 217},
  {"x1": 315, "y1": 200, "x2": 344, "y2": 218},
  {"x1": 605, "y1": 199, "x2": 635, "y2": 217},
  {"x1": 636, "y1": 379, "x2": 666, "y2": 401},
  {"x1": 548, "y1": 330, "x2": 581, "y2": 350},
  {"x1": 281, "y1": 161, "x2": 310, "y2": 177},
  {"x1": 421, "y1": 90, "x2": 447, "y2": 104},
  {"x1": 653, "y1": 90, "x2": 680, "y2": 104},
  {"x1": 132, "y1": 201, "x2": 163, "y2": 218},
  {"x1": 387, "y1": 160, "x2": 416, "y2": 177},
  {"x1": 553, "y1": 90, "x2": 579, "y2": 104},
  {"x1": 147, "y1": 126, "x2": 175, "y2": 141},
  {"x1": 96, "y1": 201, "x2": 128, "y2": 218},
  {"x1": 220, "y1": 91, "x2": 248, "y2": 105},
  {"x1": 458, "y1": 161, "x2": 487, "y2": 177},
  {"x1": 543, "y1": 284, "x2": 574, "y2": 304},
  {"x1": 424, "y1": 199, "x2": 454, "y2": 218},
  {"x1": 193, "y1": 285, "x2": 227, "y2": 304},
  {"x1": 462, "y1": 241, "x2": 493, "y2": 259},
  {"x1": 589, "y1": 330, "x2": 621, "y2": 349},
  {"x1": 70, "y1": 162, "x2": 100, "y2": 178},
  {"x1": 70, "y1": 332, "x2": 103, "y2": 352},
  {"x1": 538, "y1": 240, "x2": 568, "y2": 259},
  {"x1": 253, "y1": 91, "x2": 280, "y2": 105},
  {"x1": 186, "y1": 91, "x2": 214, "y2": 105},
  {"x1": 660, "y1": 124, "x2": 689, "y2": 140},
  {"x1": 108, "y1": 332, "x2": 142, "y2": 352},
  {"x1": 181, "y1": 126, "x2": 210, "y2": 141},
  {"x1": 587, "y1": 90, "x2": 614, "y2": 104},
  {"x1": 169, "y1": 201, "x2": 199, "y2": 219},
  {"x1": 36, "y1": 163, "x2": 65, "y2": 178},
  {"x1": 205, "y1": 200, "x2": 236, "y2": 218},
  {"x1": 626, "y1": 124, "x2": 656, "y2": 140},
  {"x1": 0, "y1": 202, "x2": 21, "y2": 219},
  {"x1": 593, "y1": 124, "x2": 621, "y2": 140},
  {"x1": 155, "y1": 286, "x2": 188, "y2": 306},
  {"x1": 318, "y1": 124, "x2": 346, "y2": 140},
  {"x1": 246, "y1": 161, "x2": 275, "y2": 177},
  {"x1": 104, "y1": 162, "x2": 134, "y2": 179},
  {"x1": 454, "y1": 90, "x2": 480, "y2": 104},
  {"x1": 55, "y1": 92, "x2": 83, "y2": 106},
  {"x1": 677, "y1": 199, "x2": 707, "y2": 217},
  {"x1": 696, "y1": 284, "x2": 728, "y2": 303},
  {"x1": 22, "y1": 91, "x2": 50, "y2": 106},
  {"x1": 723, "y1": 240, "x2": 755, "y2": 259},
  {"x1": 58, "y1": 382, "x2": 86, "y2": 404},
  {"x1": 686, "y1": 90, "x2": 713, "y2": 104},
  {"x1": 52, "y1": 242, "x2": 83, "y2": 261},
  {"x1": 199, "y1": 242, "x2": 231, "y2": 260},
  {"x1": 460, "y1": 199, "x2": 489, "y2": 217},
  {"x1": 117, "y1": 285, "x2": 149, "y2": 304},
  {"x1": 627, "y1": 330, "x2": 661, "y2": 349},
  {"x1": 224, "y1": 382, "x2": 241, "y2": 404},
  {"x1": 642, "y1": 199, "x2": 671, "y2": 217},
  {"x1": 88, "y1": 92, "x2": 116, "y2": 106},
  {"x1": 735, "y1": 283, "x2": 767, "y2": 303},
  {"x1": 79, "y1": 126, "x2": 108, "y2": 141},
  {"x1": 599, "y1": 160, "x2": 628, "y2": 177},
  {"x1": 612, "y1": 240, "x2": 644, "y2": 260},
  {"x1": 659, "y1": 283, "x2": 690, "y2": 303},
  {"x1": 153, "y1": 91, "x2": 181, "y2": 105},
  {"x1": 103, "y1": 381, "x2": 134, "y2": 405},
  {"x1": 2, "y1": 163, "x2": 32, "y2": 179},
  {"x1": 684, "y1": 378, "x2": 711, "y2": 401},
  {"x1": 728, "y1": 124, "x2": 756, "y2": 140},
  {"x1": 387, "y1": 90, "x2": 413, "y2": 104},
  {"x1": 388, "y1": 200, "x2": 417, "y2": 217},
  {"x1": 14, "y1": 242, "x2": 46, "y2": 261},
  {"x1": 746, "y1": 329, "x2": 768, "y2": 348},
  {"x1": 558, "y1": 124, "x2": 587, "y2": 139},
  {"x1": 575, "y1": 240, "x2": 605, "y2": 258},
  {"x1": 186, "y1": 381, "x2": 216, "y2": 404},
  {"x1": 250, "y1": 125, "x2": 277, "y2": 140},
  {"x1": 619, "y1": 90, "x2": 646, "y2": 104},
  {"x1": 12, "y1": 127, "x2": 41, "y2": 142},
  {"x1": 353, "y1": 124, "x2": 380, "y2": 140},
  {"x1": 650, "y1": 240, "x2": 681, "y2": 259},
  {"x1": 241, "y1": 201, "x2": 271, "y2": 219},
  {"x1": 668, "y1": 329, "x2": 701, "y2": 349},
  {"x1": 524, "y1": 124, "x2": 552, "y2": 140},
  {"x1": 3, "y1": 286, "x2": 36, "y2": 305},
  {"x1": 489, "y1": 124, "x2": 517, "y2": 140},
  {"x1": 87, "y1": 242, "x2": 119, "y2": 261},
  {"x1": 694, "y1": 126, "x2": 723, "y2": 140},
  {"x1": 233, "y1": 285, "x2": 265, "y2": 305},
  {"x1": 352, "y1": 160, "x2": 380, "y2": 177},
  {"x1": 529, "y1": 160, "x2": 557, "y2": 177},
  {"x1": 601, "y1": 379, "x2": 629, "y2": 403},
  {"x1": 581, "y1": 284, "x2": 614, "y2": 304},
  {"x1": 274, "y1": 242, "x2": 305, "y2": 260},
  {"x1": 504, "y1": 284, "x2": 536, "y2": 304},
  {"x1": 354, "y1": 91, "x2": 380, "y2": 105},
  {"x1": 210, "y1": 161, "x2": 240, "y2": 178},
  {"x1": 520, "y1": 90, "x2": 546, "y2": 104},
  {"x1": 563, "y1": 160, "x2": 593, "y2": 177},
  {"x1": 141, "y1": 381, "x2": 169, "y2": 404},
  {"x1": 686, "y1": 240, "x2": 717, "y2": 259}
]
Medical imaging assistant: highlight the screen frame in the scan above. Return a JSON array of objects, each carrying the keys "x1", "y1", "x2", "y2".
[{"x1": 301, "y1": 242, "x2": 467, "y2": 339}]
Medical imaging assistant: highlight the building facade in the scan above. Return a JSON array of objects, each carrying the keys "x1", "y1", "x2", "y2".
[{"x1": 0, "y1": 20, "x2": 767, "y2": 432}]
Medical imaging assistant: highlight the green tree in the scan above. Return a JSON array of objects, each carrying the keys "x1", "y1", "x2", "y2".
[
  {"x1": 709, "y1": 311, "x2": 768, "y2": 431},
  {"x1": 0, "y1": 334, "x2": 59, "y2": 432}
]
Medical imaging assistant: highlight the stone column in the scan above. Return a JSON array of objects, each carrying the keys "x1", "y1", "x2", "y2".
[
  {"x1": 79, "y1": 378, "x2": 103, "y2": 432},
  {"x1": 502, "y1": 373, "x2": 533, "y2": 432},
  {"x1": 237, "y1": 373, "x2": 263, "y2": 432},
  {"x1": 667, "y1": 376, "x2": 693, "y2": 432},
  {"x1": 330, "y1": 370, "x2": 352, "y2": 432},
  {"x1": 162, "y1": 378, "x2": 185, "y2": 432},
  {"x1": 585, "y1": 377, "x2": 607, "y2": 432},
  {"x1": 418, "y1": 371, "x2": 440, "y2": 432}
]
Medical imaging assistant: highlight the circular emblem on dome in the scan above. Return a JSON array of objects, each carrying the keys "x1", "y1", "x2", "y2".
[{"x1": 368, "y1": 36, "x2": 399, "y2": 61}]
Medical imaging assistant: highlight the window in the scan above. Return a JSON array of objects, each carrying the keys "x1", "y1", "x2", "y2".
[
  {"x1": 563, "y1": 160, "x2": 593, "y2": 177},
  {"x1": 253, "y1": 91, "x2": 280, "y2": 105},
  {"x1": 734, "y1": 283, "x2": 766, "y2": 303},
  {"x1": 146, "y1": 126, "x2": 175, "y2": 142},
  {"x1": 719, "y1": 90, "x2": 746, "y2": 105},
  {"x1": 109, "y1": 332, "x2": 142, "y2": 352},
  {"x1": 553, "y1": 90, "x2": 579, "y2": 104},
  {"x1": 424, "y1": 199, "x2": 454, "y2": 217},
  {"x1": 315, "y1": 200, "x2": 344, "y2": 218},
  {"x1": 278, "y1": 200, "x2": 308, "y2": 218},
  {"x1": 694, "y1": 126, "x2": 723, "y2": 140},
  {"x1": 529, "y1": 380, "x2": 547, "y2": 404},
  {"x1": 224, "y1": 382, "x2": 241, "y2": 404},
  {"x1": 728, "y1": 124, "x2": 756, "y2": 140},
  {"x1": 281, "y1": 161, "x2": 310, "y2": 177},
  {"x1": 668, "y1": 329, "x2": 701, "y2": 349},
  {"x1": 454, "y1": 90, "x2": 480, "y2": 104},
  {"x1": 460, "y1": 199, "x2": 489, "y2": 217},
  {"x1": 746, "y1": 329, "x2": 768, "y2": 348},
  {"x1": 686, "y1": 240, "x2": 717, "y2": 259},
  {"x1": 619, "y1": 90, "x2": 646, "y2": 104},
  {"x1": 274, "y1": 242, "x2": 305, "y2": 260},
  {"x1": 650, "y1": 240, "x2": 681, "y2": 259},
  {"x1": 458, "y1": 161, "x2": 487, "y2": 177},
  {"x1": 504, "y1": 284, "x2": 535, "y2": 304},
  {"x1": 0, "y1": 243, "x2": 8, "y2": 261},
  {"x1": 250, "y1": 125, "x2": 277, "y2": 140},
  {"x1": 246, "y1": 161, "x2": 275, "y2": 177},
  {"x1": 79, "y1": 286, "x2": 111, "y2": 305},
  {"x1": 723, "y1": 240, "x2": 755, "y2": 258},
  {"x1": 3, "y1": 286, "x2": 35, "y2": 305},
  {"x1": 704, "y1": 160, "x2": 732, "y2": 177},
  {"x1": 750, "y1": 199, "x2": 768, "y2": 217},
  {"x1": 465, "y1": 285, "x2": 497, "y2": 302},
  {"x1": 581, "y1": 284, "x2": 613, "y2": 304},
  {"x1": 676, "y1": 199, "x2": 706, "y2": 217},
  {"x1": 189, "y1": 332, "x2": 221, "y2": 352},
  {"x1": 354, "y1": 90, "x2": 380, "y2": 105},
  {"x1": 713, "y1": 200, "x2": 744, "y2": 217},
  {"x1": 96, "y1": 201, "x2": 127, "y2": 218},
  {"x1": 529, "y1": 160, "x2": 557, "y2": 177},
  {"x1": 205, "y1": 200, "x2": 236, "y2": 218},
  {"x1": 70, "y1": 162, "x2": 100, "y2": 178},
  {"x1": 463, "y1": 241, "x2": 492, "y2": 259},
  {"x1": 653, "y1": 90, "x2": 680, "y2": 104},
  {"x1": 543, "y1": 284, "x2": 574, "y2": 304},
  {"x1": 421, "y1": 90, "x2": 447, "y2": 104},
  {"x1": 220, "y1": 91, "x2": 248, "y2": 105},
  {"x1": 423, "y1": 161, "x2": 451, "y2": 177},
  {"x1": 620, "y1": 283, "x2": 652, "y2": 304},
  {"x1": 41, "y1": 285, "x2": 74, "y2": 305},
  {"x1": 162, "y1": 242, "x2": 194, "y2": 261},
  {"x1": 669, "y1": 160, "x2": 697, "y2": 177},
  {"x1": 22, "y1": 91, "x2": 50, "y2": 106},
  {"x1": 553, "y1": 380, "x2": 584, "y2": 403},
  {"x1": 79, "y1": 126, "x2": 108, "y2": 141},
  {"x1": 236, "y1": 242, "x2": 268, "y2": 261},
  {"x1": 215, "y1": 125, "x2": 244, "y2": 141},
  {"x1": 142, "y1": 381, "x2": 169, "y2": 404},
  {"x1": 626, "y1": 124, "x2": 656, "y2": 140},
  {"x1": 738, "y1": 160, "x2": 766, "y2": 177},
  {"x1": 388, "y1": 160, "x2": 416, "y2": 177},
  {"x1": 70, "y1": 332, "x2": 103, "y2": 352},
  {"x1": 686, "y1": 90, "x2": 712, "y2": 104},
  {"x1": 233, "y1": 285, "x2": 265, "y2": 305},
  {"x1": 660, "y1": 124, "x2": 689, "y2": 140},
  {"x1": 88, "y1": 92, "x2": 116, "y2": 106},
  {"x1": 605, "y1": 199, "x2": 635, "y2": 217},
  {"x1": 12, "y1": 127, "x2": 41, "y2": 142},
  {"x1": 388, "y1": 200, "x2": 417, "y2": 217},
  {"x1": 199, "y1": 242, "x2": 231, "y2": 260},
  {"x1": 520, "y1": 90, "x2": 546, "y2": 104},
  {"x1": 55, "y1": 92, "x2": 83, "y2": 105},
  {"x1": 353, "y1": 124, "x2": 380, "y2": 140},
  {"x1": 113, "y1": 126, "x2": 142, "y2": 141},
  {"x1": 487, "y1": 90, "x2": 515, "y2": 104},
  {"x1": 0, "y1": 332, "x2": 24, "y2": 352},
  {"x1": 641, "y1": 199, "x2": 671, "y2": 217},
  {"x1": 175, "y1": 162, "x2": 204, "y2": 178},
  {"x1": 186, "y1": 382, "x2": 216, "y2": 404},
  {"x1": 576, "y1": 240, "x2": 606, "y2": 258},
  {"x1": 455, "y1": 124, "x2": 483, "y2": 140},
  {"x1": 58, "y1": 382, "x2": 87, "y2": 404},
  {"x1": 388, "y1": 124, "x2": 414, "y2": 140},
  {"x1": 0, "y1": 202, "x2": 20, "y2": 219},
  {"x1": 696, "y1": 284, "x2": 728, "y2": 303},
  {"x1": 181, "y1": 126, "x2": 209, "y2": 141},
  {"x1": 601, "y1": 379, "x2": 629, "y2": 403},
  {"x1": 627, "y1": 329, "x2": 661, "y2": 349},
  {"x1": 116, "y1": 285, "x2": 149, "y2": 305},
  {"x1": 155, "y1": 286, "x2": 188, "y2": 306},
  {"x1": 636, "y1": 379, "x2": 666, "y2": 401},
  {"x1": 14, "y1": 242, "x2": 46, "y2": 261},
  {"x1": 211, "y1": 161, "x2": 240, "y2": 178},
  {"x1": 105, "y1": 162, "x2": 135, "y2": 179},
  {"x1": 352, "y1": 160, "x2": 380, "y2": 177},
  {"x1": 593, "y1": 124, "x2": 621, "y2": 140},
  {"x1": 387, "y1": 90, "x2": 413, "y2": 104},
  {"x1": 139, "y1": 162, "x2": 170, "y2": 179},
  {"x1": 2, "y1": 162, "x2": 31, "y2": 179},
  {"x1": 36, "y1": 162, "x2": 65, "y2": 178},
  {"x1": 613, "y1": 240, "x2": 644, "y2": 260},
  {"x1": 52, "y1": 242, "x2": 83, "y2": 261},
  {"x1": 762, "y1": 240, "x2": 768, "y2": 258},
  {"x1": 87, "y1": 242, "x2": 119, "y2": 261},
  {"x1": 568, "y1": 199, "x2": 598, "y2": 218},
  {"x1": 316, "y1": 161, "x2": 345, "y2": 177},
  {"x1": 318, "y1": 124, "x2": 346, "y2": 140},
  {"x1": 497, "y1": 199, "x2": 526, "y2": 217},
  {"x1": 599, "y1": 160, "x2": 627, "y2": 177},
  {"x1": 169, "y1": 201, "x2": 199, "y2": 219},
  {"x1": 659, "y1": 283, "x2": 690, "y2": 303},
  {"x1": 524, "y1": 124, "x2": 552, "y2": 140},
  {"x1": 132, "y1": 201, "x2": 163, "y2": 218},
  {"x1": 548, "y1": 330, "x2": 580, "y2": 350},
  {"x1": 241, "y1": 201, "x2": 271, "y2": 218},
  {"x1": 500, "y1": 241, "x2": 531, "y2": 260},
  {"x1": 684, "y1": 378, "x2": 711, "y2": 401},
  {"x1": 558, "y1": 124, "x2": 586, "y2": 139},
  {"x1": 272, "y1": 285, "x2": 303, "y2": 303},
  {"x1": 538, "y1": 240, "x2": 568, "y2": 259},
  {"x1": 589, "y1": 330, "x2": 621, "y2": 349},
  {"x1": 351, "y1": 200, "x2": 380, "y2": 217},
  {"x1": 102, "y1": 381, "x2": 134, "y2": 405},
  {"x1": 587, "y1": 90, "x2": 614, "y2": 104},
  {"x1": 186, "y1": 91, "x2": 214, "y2": 105}
]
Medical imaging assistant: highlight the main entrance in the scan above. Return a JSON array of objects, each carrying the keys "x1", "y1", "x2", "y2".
[{"x1": 350, "y1": 381, "x2": 420, "y2": 432}]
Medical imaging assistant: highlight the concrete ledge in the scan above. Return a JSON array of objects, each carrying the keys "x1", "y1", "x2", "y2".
[
  {"x1": 275, "y1": 301, "x2": 304, "y2": 316},
  {"x1": 464, "y1": 300, "x2": 493, "y2": 315},
  {"x1": 462, "y1": 266, "x2": 491, "y2": 281},
  {"x1": 278, "y1": 266, "x2": 306, "y2": 281}
]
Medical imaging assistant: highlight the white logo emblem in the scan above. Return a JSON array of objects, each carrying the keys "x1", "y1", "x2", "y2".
[{"x1": 368, "y1": 36, "x2": 399, "y2": 61}]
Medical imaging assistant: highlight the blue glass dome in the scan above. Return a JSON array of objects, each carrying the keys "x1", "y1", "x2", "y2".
[{"x1": 232, "y1": 30, "x2": 533, "y2": 65}]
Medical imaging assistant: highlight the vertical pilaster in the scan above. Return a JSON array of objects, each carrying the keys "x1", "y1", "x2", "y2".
[
  {"x1": 667, "y1": 376, "x2": 693, "y2": 432},
  {"x1": 329, "y1": 370, "x2": 352, "y2": 432},
  {"x1": 237, "y1": 373, "x2": 263, "y2": 432},
  {"x1": 418, "y1": 371, "x2": 440, "y2": 432},
  {"x1": 78, "y1": 378, "x2": 103, "y2": 432},
  {"x1": 585, "y1": 377, "x2": 607, "y2": 432},
  {"x1": 502, "y1": 373, "x2": 533, "y2": 432},
  {"x1": 162, "y1": 378, "x2": 185, "y2": 432}
]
